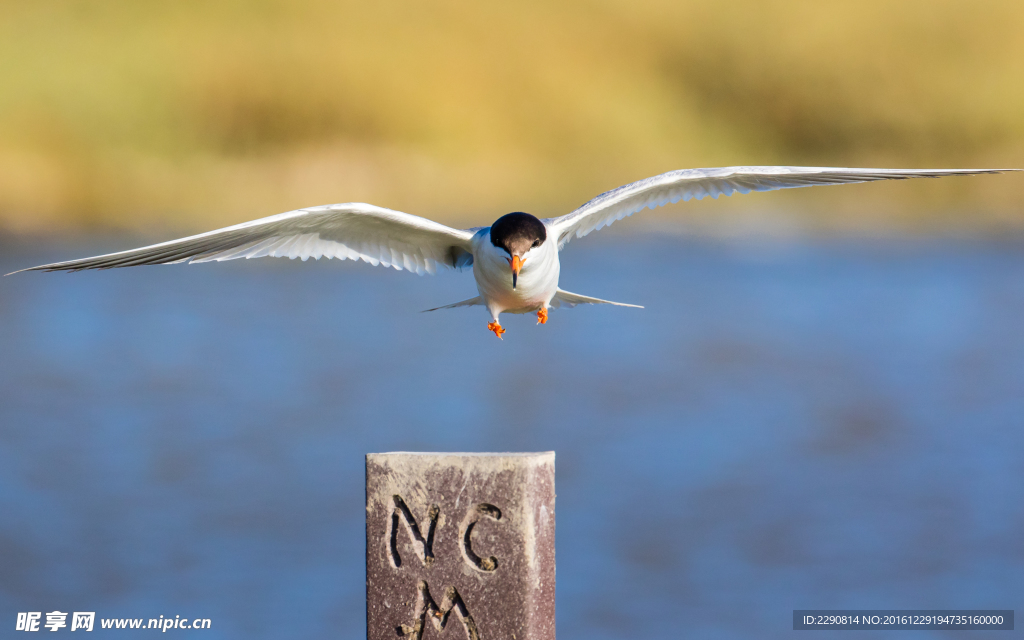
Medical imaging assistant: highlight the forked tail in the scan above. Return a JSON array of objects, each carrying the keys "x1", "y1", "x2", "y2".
[
  {"x1": 422, "y1": 289, "x2": 642, "y2": 313},
  {"x1": 550, "y1": 288, "x2": 643, "y2": 309},
  {"x1": 421, "y1": 296, "x2": 483, "y2": 312}
]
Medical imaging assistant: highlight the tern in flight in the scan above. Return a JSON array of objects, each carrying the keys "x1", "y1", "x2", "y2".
[{"x1": 12, "y1": 166, "x2": 1018, "y2": 339}]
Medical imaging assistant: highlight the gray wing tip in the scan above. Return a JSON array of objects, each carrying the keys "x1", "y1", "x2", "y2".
[
  {"x1": 5, "y1": 264, "x2": 62, "y2": 276},
  {"x1": 5, "y1": 261, "x2": 133, "y2": 275}
]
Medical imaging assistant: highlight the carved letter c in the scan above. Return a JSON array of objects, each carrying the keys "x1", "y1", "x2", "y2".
[{"x1": 461, "y1": 503, "x2": 502, "y2": 572}]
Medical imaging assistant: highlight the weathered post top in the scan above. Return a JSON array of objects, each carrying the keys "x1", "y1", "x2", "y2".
[{"x1": 366, "y1": 452, "x2": 555, "y2": 640}]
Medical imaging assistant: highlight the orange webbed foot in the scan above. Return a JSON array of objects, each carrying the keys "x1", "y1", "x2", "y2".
[
  {"x1": 536, "y1": 308, "x2": 548, "y2": 325},
  {"x1": 487, "y1": 321, "x2": 506, "y2": 339}
]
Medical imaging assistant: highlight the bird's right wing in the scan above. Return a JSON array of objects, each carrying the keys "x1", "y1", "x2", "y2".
[
  {"x1": 544, "y1": 166, "x2": 1018, "y2": 249},
  {"x1": 11, "y1": 203, "x2": 476, "y2": 275}
]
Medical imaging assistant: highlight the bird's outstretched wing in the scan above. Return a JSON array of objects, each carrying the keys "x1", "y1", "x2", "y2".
[
  {"x1": 11, "y1": 203, "x2": 476, "y2": 275},
  {"x1": 544, "y1": 166, "x2": 1018, "y2": 249}
]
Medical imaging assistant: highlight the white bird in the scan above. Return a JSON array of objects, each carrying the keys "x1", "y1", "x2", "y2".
[{"x1": 11, "y1": 166, "x2": 1018, "y2": 339}]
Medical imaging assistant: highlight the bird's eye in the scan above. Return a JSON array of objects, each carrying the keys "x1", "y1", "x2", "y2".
[{"x1": 532, "y1": 240, "x2": 540, "y2": 248}]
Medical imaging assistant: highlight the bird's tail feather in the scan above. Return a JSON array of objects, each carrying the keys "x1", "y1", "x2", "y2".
[
  {"x1": 421, "y1": 296, "x2": 483, "y2": 312},
  {"x1": 551, "y1": 288, "x2": 643, "y2": 309}
]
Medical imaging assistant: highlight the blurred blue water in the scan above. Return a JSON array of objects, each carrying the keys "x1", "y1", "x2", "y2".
[{"x1": 1, "y1": 231, "x2": 1022, "y2": 639}]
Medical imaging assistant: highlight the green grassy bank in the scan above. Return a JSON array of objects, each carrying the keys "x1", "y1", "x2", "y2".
[{"x1": 1, "y1": 0, "x2": 1022, "y2": 234}]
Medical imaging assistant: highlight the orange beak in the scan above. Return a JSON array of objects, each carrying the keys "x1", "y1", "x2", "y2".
[{"x1": 507, "y1": 255, "x2": 525, "y2": 289}]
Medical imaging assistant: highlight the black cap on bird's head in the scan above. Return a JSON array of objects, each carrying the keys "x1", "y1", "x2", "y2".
[{"x1": 490, "y1": 212, "x2": 547, "y2": 289}]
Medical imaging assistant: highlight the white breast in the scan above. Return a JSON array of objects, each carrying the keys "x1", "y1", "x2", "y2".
[{"x1": 471, "y1": 229, "x2": 560, "y2": 315}]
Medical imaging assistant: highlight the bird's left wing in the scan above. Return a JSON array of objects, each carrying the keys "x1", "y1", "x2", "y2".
[
  {"x1": 11, "y1": 203, "x2": 476, "y2": 275},
  {"x1": 544, "y1": 166, "x2": 1018, "y2": 249}
]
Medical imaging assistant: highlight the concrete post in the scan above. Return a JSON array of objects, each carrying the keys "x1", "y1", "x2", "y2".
[{"x1": 366, "y1": 452, "x2": 555, "y2": 640}]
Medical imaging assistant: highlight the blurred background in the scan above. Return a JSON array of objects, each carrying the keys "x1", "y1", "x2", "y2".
[
  {"x1": 1, "y1": 0, "x2": 1023, "y2": 234},
  {"x1": 1, "y1": 1, "x2": 1022, "y2": 638}
]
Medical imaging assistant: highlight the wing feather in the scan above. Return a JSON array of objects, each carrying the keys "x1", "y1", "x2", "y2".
[
  {"x1": 11, "y1": 203, "x2": 475, "y2": 275},
  {"x1": 545, "y1": 166, "x2": 1018, "y2": 248}
]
